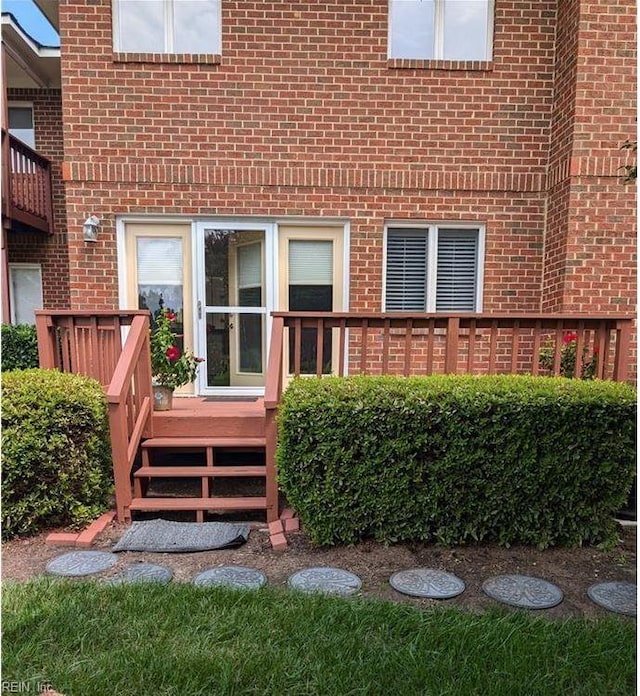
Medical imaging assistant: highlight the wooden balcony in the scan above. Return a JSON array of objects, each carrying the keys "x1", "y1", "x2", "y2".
[
  {"x1": 35, "y1": 310, "x2": 634, "y2": 526},
  {"x1": 1, "y1": 128, "x2": 53, "y2": 234}
]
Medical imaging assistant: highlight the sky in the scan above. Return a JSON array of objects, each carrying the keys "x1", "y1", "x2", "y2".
[{"x1": 2, "y1": 0, "x2": 60, "y2": 47}]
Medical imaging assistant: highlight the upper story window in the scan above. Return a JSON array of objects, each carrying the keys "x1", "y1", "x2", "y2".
[
  {"x1": 385, "y1": 225, "x2": 484, "y2": 312},
  {"x1": 113, "y1": 0, "x2": 221, "y2": 54},
  {"x1": 8, "y1": 104, "x2": 35, "y2": 149},
  {"x1": 389, "y1": 0, "x2": 493, "y2": 61}
]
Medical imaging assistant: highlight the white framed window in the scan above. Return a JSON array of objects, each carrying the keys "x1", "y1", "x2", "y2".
[
  {"x1": 8, "y1": 103, "x2": 35, "y2": 149},
  {"x1": 384, "y1": 224, "x2": 484, "y2": 312},
  {"x1": 113, "y1": 0, "x2": 221, "y2": 54},
  {"x1": 9, "y1": 263, "x2": 43, "y2": 325},
  {"x1": 389, "y1": 0, "x2": 493, "y2": 61}
]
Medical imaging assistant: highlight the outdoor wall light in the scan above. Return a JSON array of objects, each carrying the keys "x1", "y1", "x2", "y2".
[{"x1": 83, "y1": 215, "x2": 100, "y2": 242}]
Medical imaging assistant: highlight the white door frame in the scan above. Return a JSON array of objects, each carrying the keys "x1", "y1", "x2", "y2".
[{"x1": 118, "y1": 217, "x2": 350, "y2": 397}]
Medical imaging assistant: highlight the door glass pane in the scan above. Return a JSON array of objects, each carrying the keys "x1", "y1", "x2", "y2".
[
  {"x1": 205, "y1": 312, "x2": 265, "y2": 385},
  {"x1": 204, "y1": 229, "x2": 265, "y2": 388},
  {"x1": 288, "y1": 240, "x2": 333, "y2": 374},
  {"x1": 205, "y1": 230, "x2": 264, "y2": 307},
  {"x1": 206, "y1": 313, "x2": 230, "y2": 386},
  {"x1": 238, "y1": 314, "x2": 263, "y2": 373},
  {"x1": 137, "y1": 237, "x2": 184, "y2": 349}
]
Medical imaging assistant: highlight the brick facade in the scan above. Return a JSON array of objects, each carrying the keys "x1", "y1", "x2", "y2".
[
  {"x1": 7, "y1": 88, "x2": 69, "y2": 309},
  {"x1": 15, "y1": 1, "x2": 638, "y2": 325}
]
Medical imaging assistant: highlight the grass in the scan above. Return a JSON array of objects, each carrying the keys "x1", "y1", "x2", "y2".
[{"x1": 2, "y1": 579, "x2": 635, "y2": 696}]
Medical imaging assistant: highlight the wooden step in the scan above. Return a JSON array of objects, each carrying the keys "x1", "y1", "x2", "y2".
[
  {"x1": 129, "y1": 497, "x2": 268, "y2": 511},
  {"x1": 152, "y1": 399, "x2": 266, "y2": 438},
  {"x1": 141, "y1": 437, "x2": 266, "y2": 449},
  {"x1": 134, "y1": 466, "x2": 267, "y2": 478}
]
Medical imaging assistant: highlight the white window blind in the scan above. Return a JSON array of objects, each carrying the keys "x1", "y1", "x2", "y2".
[
  {"x1": 237, "y1": 243, "x2": 262, "y2": 289},
  {"x1": 435, "y1": 229, "x2": 478, "y2": 311},
  {"x1": 385, "y1": 231, "x2": 428, "y2": 311},
  {"x1": 289, "y1": 241, "x2": 333, "y2": 285},
  {"x1": 9, "y1": 264, "x2": 42, "y2": 325},
  {"x1": 137, "y1": 238, "x2": 183, "y2": 285}
]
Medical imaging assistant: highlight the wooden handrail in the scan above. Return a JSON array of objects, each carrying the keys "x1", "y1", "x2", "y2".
[
  {"x1": 106, "y1": 315, "x2": 151, "y2": 404},
  {"x1": 36, "y1": 310, "x2": 153, "y2": 522},
  {"x1": 264, "y1": 315, "x2": 284, "y2": 410},
  {"x1": 264, "y1": 312, "x2": 635, "y2": 413}
]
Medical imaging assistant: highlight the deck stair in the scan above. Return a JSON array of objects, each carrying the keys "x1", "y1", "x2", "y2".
[{"x1": 132, "y1": 436, "x2": 268, "y2": 522}]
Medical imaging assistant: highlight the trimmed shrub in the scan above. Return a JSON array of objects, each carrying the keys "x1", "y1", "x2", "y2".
[
  {"x1": 1, "y1": 369, "x2": 113, "y2": 540},
  {"x1": 277, "y1": 375, "x2": 636, "y2": 548},
  {"x1": 1, "y1": 324, "x2": 38, "y2": 372}
]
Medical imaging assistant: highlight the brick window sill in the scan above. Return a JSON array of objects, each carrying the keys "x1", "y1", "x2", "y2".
[
  {"x1": 387, "y1": 58, "x2": 493, "y2": 72},
  {"x1": 113, "y1": 53, "x2": 222, "y2": 65}
]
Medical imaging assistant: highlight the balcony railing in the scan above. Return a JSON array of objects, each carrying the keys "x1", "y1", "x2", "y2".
[
  {"x1": 1, "y1": 129, "x2": 53, "y2": 234},
  {"x1": 264, "y1": 312, "x2": 634, "y2": 410}
]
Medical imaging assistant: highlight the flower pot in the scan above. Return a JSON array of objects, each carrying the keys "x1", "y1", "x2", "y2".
[{"x1": 153, "y1": 385, "x2": 174, "y2": 411}]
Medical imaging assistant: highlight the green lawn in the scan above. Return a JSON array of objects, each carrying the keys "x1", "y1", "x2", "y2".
[{"x1": 2, "y1": 579, "x2": 635, "y2": 696}]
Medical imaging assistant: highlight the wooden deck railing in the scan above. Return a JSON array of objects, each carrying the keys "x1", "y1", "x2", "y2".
[
  {"x1": 35, "y1": 310, "x2": 153, "y2": 521},
  {"x1": 2, "y1": 129, "x2": 53, "y2": 234},
  {"x1": 264, "y1": 312, "x2": 634, "y2": 410}
]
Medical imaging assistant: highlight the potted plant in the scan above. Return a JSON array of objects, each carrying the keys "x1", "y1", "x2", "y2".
[{"x1": 150, "y1": 308, "x2": 203, "y2": 410}]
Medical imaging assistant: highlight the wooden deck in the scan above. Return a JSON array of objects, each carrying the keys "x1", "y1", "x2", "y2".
[{"x1": 35, "y1": 310, "x2": 634, "y2": 527}]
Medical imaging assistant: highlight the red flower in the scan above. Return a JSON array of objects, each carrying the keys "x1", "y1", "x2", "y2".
[
  {"x1": 165, "y1": 345, "x2": 180, "y2": 362},
  {"x1": 562, "y1": 332, "x2": 578, "y2": 344},
  {"x1": 166, "y1": 312, "x2": 176, "y2": 321}
]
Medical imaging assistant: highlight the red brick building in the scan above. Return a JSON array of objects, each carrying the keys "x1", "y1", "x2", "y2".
[{"x1": 2, "y1": 0, "x2": 636, "y2": 393}]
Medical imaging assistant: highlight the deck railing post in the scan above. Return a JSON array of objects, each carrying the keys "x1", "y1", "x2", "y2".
[
  {"x1": 613, "y1": 320, "x2": 632, "y2": 382},
  {"x1": 108, "y1": 402, "x2": 132, "y2": 522},
  {"x1": 445, "y1": 317, "x2": 460, "y2": 373},
  {"x1": 35, "y1": 312, "x2": 56, "y2": 368},
  {"x1": 265, "y1": 409, "x2": 279, "y2": 523}
]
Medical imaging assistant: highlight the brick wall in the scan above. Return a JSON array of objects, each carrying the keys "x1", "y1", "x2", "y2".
[
  {"x1": 7, "y1": 88, "x2": 69, "y2": 309},
  {"x1": 54, "y1": 0, "x2": 634, "y2": 322},
  {"x1": 543, "y1": 0, "x2": 636, "y2": 313},
  {"x1": 58, "y1": 0, "x2": 558, "y2": 311}
]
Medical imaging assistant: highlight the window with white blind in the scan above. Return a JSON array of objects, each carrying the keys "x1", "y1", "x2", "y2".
[
  {"x1": 385, "y1": 225, "x2": 483, "y2": 312},
  {"x1": 113, "y1": 0, "x2": 221, "y2": 54},
  {"x1": 136, "y1": 236, "x2": 184, "y2": 318},
  {"x1": 389, "y1": 0, "x2": 493, "y2": 61},
  {"x1": 9, "y1": 264, "x2": 42, "y2": 325}
]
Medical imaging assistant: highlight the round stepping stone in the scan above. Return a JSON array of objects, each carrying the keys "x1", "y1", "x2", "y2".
[
  {"x1": 192, "y1": 566, "x2": 267, "y2": 590},
  {"x1": 587, "y1": 582, "x2": 636, "y2": 616},
  {"x1": 46, "y1": 551, "x2": 118, "y2": 577},
  {"x1": 288, "y1": 567, "x2": 362, "y2": 596},
  {"x1": 482, "y1": 574, "x2": 563, "y2": 610},
  {"x1": 103, "y1": 562, "x2": 173, "y2": 586},
  {"x1": 390, "y1": 568, "x2": 465, "y2": 599}
]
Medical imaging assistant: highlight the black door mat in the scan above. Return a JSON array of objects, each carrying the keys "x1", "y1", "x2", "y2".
[
  {"x1": 112, "y1": 519, "x2": 250, "y2": 552},
  {"x1": 202, "y1": 396, "x2": 259, "y2": 402}
]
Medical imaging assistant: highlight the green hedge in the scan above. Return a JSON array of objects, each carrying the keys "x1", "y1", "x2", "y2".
[
  {"x1": 1, "y1": 324, "x2": 38, "y2": 372},
  {"x1": 1, "y1": 369, "x2": 113, "y2": 540},
  {"x1": 277, "y1": 375, "x2": 636, "y2": 548}
]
